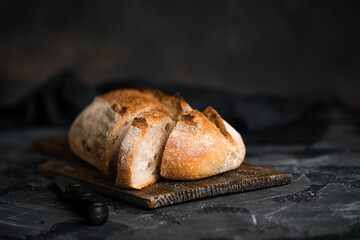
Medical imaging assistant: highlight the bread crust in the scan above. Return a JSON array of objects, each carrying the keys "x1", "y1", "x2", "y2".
[
  {"x1": 203, "y1": 106, "x2": 246, "y2": 160},
  {"x1": 203, "y1": 107, "x2": 234, "y2": 142},
  {"x1": 160, "y1": 109, "x2": 245, "y2": 180},
  {"x1": 100, "y1": 89, "x2": 165, "y2": 115},
  {"x1": 68, "y1": 89, "x2": 169, "y2": 175},
  {"x1": 140, "y1": 89, "x2": 192, "y2": 119},
  {"x1": 68, "y1": 97, "x2": 120, "y2": 174}
]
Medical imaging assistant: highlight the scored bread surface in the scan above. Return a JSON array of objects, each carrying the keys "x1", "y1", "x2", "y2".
[
  {"x1": 160, "y1": 109, "x2": 245, "y2": 180},
  {"x1": 203, "y1": 106, "x2": 246, "y2": 161},
  {"x1": 69, "y1": 88, "x2": 245, "y2": 189}
]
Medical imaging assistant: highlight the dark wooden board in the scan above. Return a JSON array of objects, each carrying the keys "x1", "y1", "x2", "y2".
[{"x1": 35, "y1": 137, "x2": 293, "y2": 208}]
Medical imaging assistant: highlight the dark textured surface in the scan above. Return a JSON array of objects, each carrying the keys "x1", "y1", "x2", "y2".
[{"x1": 1, "y1": 105, "x2": 360, "y2": 239}]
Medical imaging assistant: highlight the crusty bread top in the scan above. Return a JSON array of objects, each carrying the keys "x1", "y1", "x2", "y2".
[
  {"x1": 203, "y1": 106, "x2": 245, "y2": 160},
  {"x1": 161, "y1": 109, "x2": 241, "y2": 180},
  {"x1": 140, "y1": 89, "x2": 192, "y2": 119},
  {"x1": 99, "y1": 89, "x2": 169, "y2": 116},
  {"x1": 203, "y1": 106, "x2": 234, "y2": 143},
  {"x1": 100, "y1": 88, "x2": 192, "y2": 119},
  {"x1": 164, "y1": 109, "x2": 230, "y2": 159}
]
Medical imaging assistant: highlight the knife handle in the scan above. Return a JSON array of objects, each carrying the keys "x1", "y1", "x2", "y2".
[{"x1": 65, "y1": 183, "x2": 108, "y2": 225}]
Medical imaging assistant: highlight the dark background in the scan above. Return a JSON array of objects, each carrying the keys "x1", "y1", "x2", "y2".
[
  {"x1": 1, "y1": 0, "x2": 359, "y2": 107},
  {"x1": 1, "y1": 2, "x2": 360, "y2": 239}
]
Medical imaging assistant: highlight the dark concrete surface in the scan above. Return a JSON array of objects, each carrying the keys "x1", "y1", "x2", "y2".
[{"x1": 0, "y1": 105, "x2": 360, "y2": 239}]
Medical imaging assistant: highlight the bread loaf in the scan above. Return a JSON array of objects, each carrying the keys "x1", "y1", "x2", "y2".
[{"x1": 68, "y1": 89, "x2": 246, "y2": 189}]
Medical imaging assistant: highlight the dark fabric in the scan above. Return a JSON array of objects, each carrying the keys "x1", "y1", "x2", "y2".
[
  {"x1": 1, "y1": 71, "x2": 96, "y2": 127},
  {"x1": 1, "y1": 71, "x2": 356, "y2": 145}
]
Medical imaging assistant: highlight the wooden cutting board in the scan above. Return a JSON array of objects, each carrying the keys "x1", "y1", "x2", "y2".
[{"x1": 35, "y1": 137, "x2": 293, "y2": 209}]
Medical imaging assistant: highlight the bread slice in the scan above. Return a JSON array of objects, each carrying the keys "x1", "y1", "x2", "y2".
[
  {"x1": 160, "y1": 109, "x2": 246, "y2": 180},
  {"x1": 116, "y1": 109, "x2": 175, "y2": 189},
  {"x1": 115, "y1": 91, "x2": 192, "y2": 189},
  {"x1": 68, "y1": 89, "x2": 168, "y2": 175}
]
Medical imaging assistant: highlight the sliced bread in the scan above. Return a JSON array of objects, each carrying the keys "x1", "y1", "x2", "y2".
[
  {"x1": 116, "y1": 109, "x2": 174, "y2": 189},
  {"x1": 68, "y1": 89, "x2": 167, "y2": 175}
]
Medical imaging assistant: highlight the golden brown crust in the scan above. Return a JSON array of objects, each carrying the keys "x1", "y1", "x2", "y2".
[
  {"x1": 203, "y1": 106, "x2": 234, "y2": 143},
  {"x1": 181, "y1": 113, "x2": 197, "y2": 127},
  {"x1": 160, "y1": 109, "x2": 244, "y2": 180},
  {"x1": 140, "y1": 89, "x2": 192, "y2": 119},
  {"x1": 140, "y1": 89, "x2": 165, "y2": 101},
  {"x1": 69, "y1": 89, "x2": 170, "y2": 176},
  {"x1": 111, "y1": 104, "x2": 127, "y2": 115},
  {"x1": 132, "y1": 117, "x2": 148, "y2": 129},
  {"x1": 100, "y1": 89, "x2": 167, "y2": 115}
]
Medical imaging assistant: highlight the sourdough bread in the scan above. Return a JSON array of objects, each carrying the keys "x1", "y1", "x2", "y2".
[{"x1": 69, "y1": 88, "x2": 246, "y2": 189}]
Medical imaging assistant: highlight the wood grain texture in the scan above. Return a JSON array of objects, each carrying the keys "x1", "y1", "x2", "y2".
[{"x1": 35, "y1": 137, "x2": 292, "y2": 208}]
